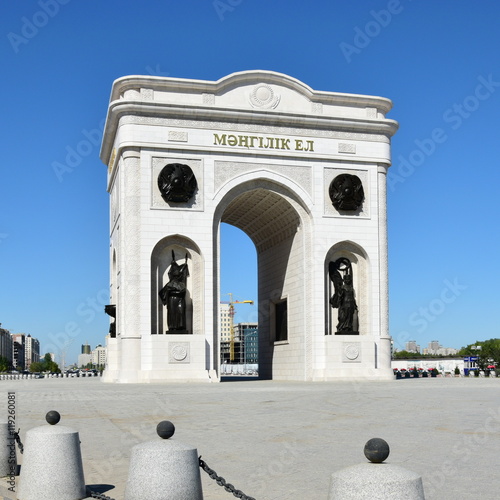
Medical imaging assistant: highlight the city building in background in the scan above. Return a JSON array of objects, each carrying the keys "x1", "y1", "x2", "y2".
[
  {"x1": 220, "y1": 302, "x2": 231, "y2": 344},
  {"x1": 12, "y1": 333, "x2": 25, "y2": 371},
  {"x1": 24, "y1": 334, "x2": 40, "y2": 370},
  {"x1": 398, "y1": 339, "x2": 459, "y2": 357},
  {"x1": 220, "y1": 303, "x2": 259, "y2": 370},
  {"x1": 428, "y1": 340, "x2": 440, "y2": 352},
  {"x1": 220, "y1": 301, "x2": 233, "y2": 365},
  {"x1": 236, "y1": 323, "x2": 258, "y2": 364},
  {"x1": 405, "y1": 340, "x2": 421, "y2": 353},
  {"x1": 78, "y1": 353, "x2": 92, "y2": 367},
  {"x1": 92, "y1": 344, "x2": 106, "y2": 367},
  {"x1": 0, "y1": 329, "x2": 40, "y2": 372},
  {"x1": 78, "y1": 344, "x2": 107, "y2": 368},
  {"x1": 0, "y1": 327, "x2": 13, "y2": 367},
  {"x1": 423, "y1": 340, "x2": 458, "y2": 356}
]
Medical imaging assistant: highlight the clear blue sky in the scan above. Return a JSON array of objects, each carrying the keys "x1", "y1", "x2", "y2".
[{"x1": 1, "y1": 0, "x2": 499, "y2": 365}]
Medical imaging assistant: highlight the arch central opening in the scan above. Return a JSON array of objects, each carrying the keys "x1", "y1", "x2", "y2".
[
  {"x1": 222, "y1": 189, "x2": 301, "y2": 251},
  {"x1": 220, "y1": 224, "x2": 257, "y2": 376},
  {"x1": 219, "y1": 187, "x2": 302, "y2": 380}
]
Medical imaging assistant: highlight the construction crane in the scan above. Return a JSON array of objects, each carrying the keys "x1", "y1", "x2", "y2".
[{"x1": 227, "y1": 293, "x2": 254, "y2": 362}]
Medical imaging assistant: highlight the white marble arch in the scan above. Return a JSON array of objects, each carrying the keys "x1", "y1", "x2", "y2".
[{"x1": 100, "y1": 70, "x2": 398, "y2": 383}]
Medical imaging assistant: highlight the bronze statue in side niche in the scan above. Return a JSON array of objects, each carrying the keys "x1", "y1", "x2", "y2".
[
  {"x1": 159, "y1": 251, "x2": 190, "y2": 333},
  {"x1": 329, "y1": 257, "x2": 359, "y2": 334},
  {"x1": 104, "y1": 304, "x2": 116, "y2": 338}
]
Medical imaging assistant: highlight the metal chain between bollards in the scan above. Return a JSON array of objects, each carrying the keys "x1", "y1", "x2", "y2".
[
  {"x1": 88, "y1": 490, "x2": 116, "y2": 500},
  {"x1": 12, "y1": 416, "x2": 250, "y2": 500},
  {"x1": 13, "y1": 429, "x2": 24, "y2": 454},
  {"x1": 199, "y1": 456, "x2": 256, "y2": 500}
]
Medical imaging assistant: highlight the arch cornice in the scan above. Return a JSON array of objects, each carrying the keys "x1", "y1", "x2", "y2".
[
  {"x1": 108, "y1": 70, "x2": 394, "y2": 111},
  {"x1": 100, "y1": 71, "x2": 398, "y2": 165}
]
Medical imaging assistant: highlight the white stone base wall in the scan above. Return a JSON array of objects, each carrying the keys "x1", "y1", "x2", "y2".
[
  {"x1": 313, "y1": 336, "x2": 394, "y2": 380},
  {"x1": 101, "y1": 336, "x2": 119, "y2": 383},
  {"x1": 139, "y1": 334, "x2": 209, "y2": 383}
]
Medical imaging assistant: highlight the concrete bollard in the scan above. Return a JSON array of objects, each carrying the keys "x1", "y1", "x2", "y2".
[
  {"x1": 328, "y1": 438, "x2": 425, "y2": 499},
  {"x1": 17, "y1": 411, "x2": 86, "y2": 500},
  {"x1": 124, "y1": 420, "x2": 203, "y2": 500}
]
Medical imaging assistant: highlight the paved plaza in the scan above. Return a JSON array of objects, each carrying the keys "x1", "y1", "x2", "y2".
[{"x1": 2, "y1": 376, "x2": 499, "y2": 499}]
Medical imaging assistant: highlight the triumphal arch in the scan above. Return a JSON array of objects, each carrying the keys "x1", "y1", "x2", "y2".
[{"x1": 99, "y1": 70, "x2": 398, "y2": 383}]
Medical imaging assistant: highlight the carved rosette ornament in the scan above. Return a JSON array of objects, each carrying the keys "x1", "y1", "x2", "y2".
[
  {"x1": 249, "y1": 84, "x2": 281, "y2": 109},
  {"x1": 329, "y1": 174, "x2": 364, "y2": 211},
  {"x1": 344, "y1": 343, "x2": 360, "y2": 361},
  {"x1": 171, "y1": 344, "x2": 188, "y2": 361},
  {"x1": 158, "y1": 163, "x2": 197, "y2": 203},
  {"x1": 169, "y1": 342, "x2": 190, "y2": 363}
]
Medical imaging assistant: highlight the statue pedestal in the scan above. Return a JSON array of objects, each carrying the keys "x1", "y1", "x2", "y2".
[
  {"x1": 138, "y1": 334, "x2": 210, "y2": 383},
  {"x1": 313, "y1": 335, "x2": 393, "y2": 380}
]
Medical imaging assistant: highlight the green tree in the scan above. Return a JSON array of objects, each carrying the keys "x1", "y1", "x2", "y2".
[
  {"x1": 0, "y1": 356, "x2": 11, "y2": 372},
  {"x1": 45, "y1": 353, "x2": 61, "y2": 373},
  {"x1": 29, "y1": 354, "x2": 61, "y2": 373},
  {"x1": 48, "y1": 360, "x2": 61, "y2": 373},
  {"x1": 29, "y1": 361, "x2": 44, "y2": 373},
  {"x1": 459, "y1": 339, "x2": 500, "y2": 369},
  {"x1": 393, "y1": 350, "x2": 421, "y2": 359}
]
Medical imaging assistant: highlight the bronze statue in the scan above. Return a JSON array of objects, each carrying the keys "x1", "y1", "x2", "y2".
[
  {"x1": 159, "y1": 251, "x2": 190, "y2": 333},
  {"x1": 329, "y1": 258, "x2": 358, "y2": 334},
  {"x1": 329, "y1": 174, "x2": 364, "y2": 211},
  {"x1": 104, "y1": 304, "x2": 116, "y2": 338}
]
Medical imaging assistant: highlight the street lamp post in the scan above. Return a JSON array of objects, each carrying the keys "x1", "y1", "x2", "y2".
[{"x1": 471, "y1": 345, "x2": 482, "y2": 374}]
